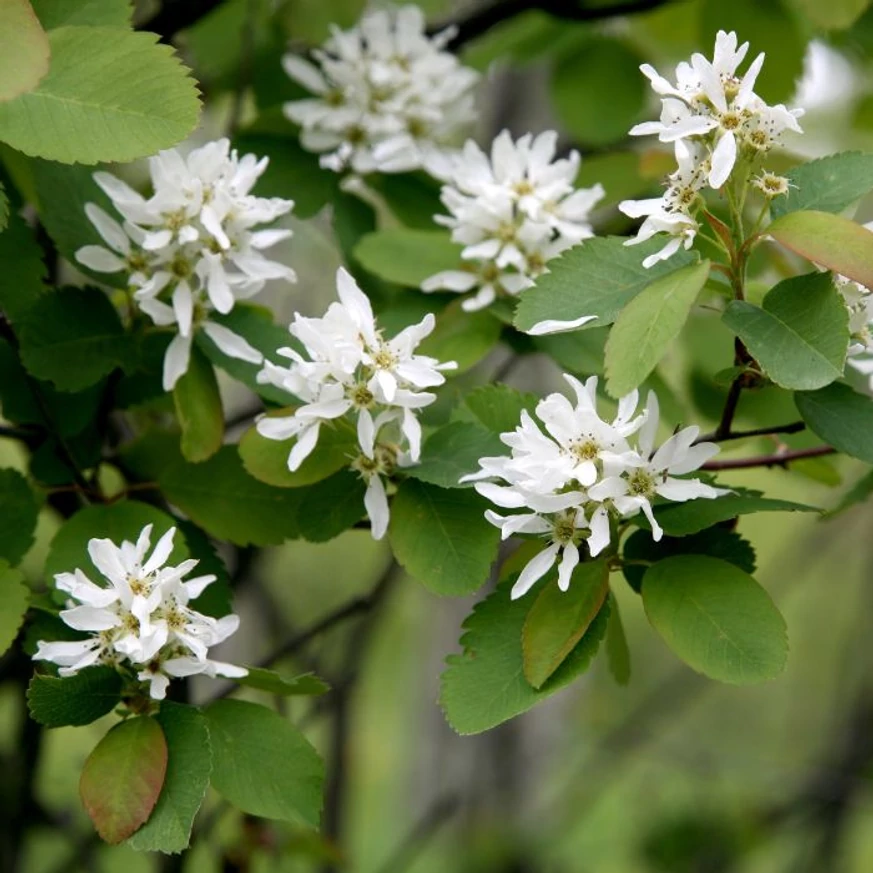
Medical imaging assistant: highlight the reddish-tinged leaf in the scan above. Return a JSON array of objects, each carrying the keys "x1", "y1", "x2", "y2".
[
  {"x1": 768, "y1": 210, "x2": 873, "y2": 289},
  {"x1": 80, "y1": 716, "x2": 168, "y2": 845}
]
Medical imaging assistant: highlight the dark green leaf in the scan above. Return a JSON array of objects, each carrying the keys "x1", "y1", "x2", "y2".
[
  {"x1": 771, "y1": 152, "x2": 873, "y2": 217},
  {"x1": 237, "y1": 667, "x2": 330, "y2": 697},
  {"x1": 296, "y1": 469, "x2": 365, "y2": 542},
  {"x1": 722, "y1": 272, "x2": 848, "y2": 390},
  {"x1": 605, "y1": 594, "x2": 631, "y2": 686},
  {"x1": 205, "y1": 699, "x2": 324, "y2": 827},
  {"x1": 514, "y1": 236, "x2": 695, "y2": 333},
  {"x1": 408, "y1": 422, "x2": 504, "y2": 489},
  {"x1": 27, "y1": 666, "x2": 123, "y2": 727},
  {"x1": 0, "y1": 468, "x2": 41, "y2": 566},
  {"x1": 826, "y1": 469, "x2": 873, "y2": 517},
  {"x1": 440, "y1": 578, "x2": 609, "y2": 734},
  {"x1": 30, "y1": 0, "x2": 132, "y2": 29},
  {"x1": 0, "y1": 560, "x2": 29, "y2": 657},
  {"x1": 642, "y1": 555, "x2": 788, "y2": 684},
  {"x1": 173, "y1": 344, "x2": 224, "y2": 463},
  {"x1": 417, "y1": 300, "x2": 501, "y2": 373},
  {"x1": 0, "y1": 207, "x2": 47, "y2": 322},
  {"x1": 389, "y1": 480, "x2": 499, "y2": 596},
  {"x1": 795, "y1": 381, "x2": 873, "y2": 463},
  {"x1": 522, "y1": 559, "x2": 609, "y2": 688},
  {"x1": 461, "y1": 383, "x2": 538, "y2": 433},
  {"x1": 80, "y1": 716, "x2": 168, "y2": 844},
  {"x1": 128, "y1": 703, "x2": 211, "y2": 854}
]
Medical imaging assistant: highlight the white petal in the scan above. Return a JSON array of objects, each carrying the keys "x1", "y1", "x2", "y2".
[
  {"x1": 289, "y1": 423, "x2": 320, "y2": 471},
  {"x1": 526, "y1": 315, "x2": 598, "y2": 336},
  {"x1": 201, "y1": 322, "x2": 263, "y2": 364},
  {"x1": 357, "y1": 409, "x2": 376, "y2": 458},
  {"x1": 365, "y1": 475, "x2": 389, "y2": 540},
  {"x1": 556, "y1": 545, "x2": 580, "y2": 592},
  {"x1": 75, "y1": 246, "x2": 126, "y2": 273},
  {"x1": 709, "y1": 132, "x2": 737, "y2": 189},
  {"x1": 511, "y1": 543, "x2": 560, "y2": 599},
  {"x1": 163, "y1": 332, "x2": 192, "y2": 391}
]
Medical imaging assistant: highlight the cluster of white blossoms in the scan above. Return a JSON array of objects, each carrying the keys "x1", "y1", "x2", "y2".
[
  {"x1": 422, "y1": 130, "x2": 604, "y2": 312},
  {"x1": 35, "y1": 526, "x2": 246, "y2": 700},
  {"x1": 76, "y1": 139, "x2": 296, "y2": 390},
  {"x1": 463, "y1": 375, "x2": 728, "y2": 599},
  {"x1": 620, "y1": 30, "x2": 804, "y2": 267},
  {"x1": 257, "y1": 268, "x2": 456, "y2": 539},
  {"x1": 283, "y1": 5, "x2": 479, "y2": 174}
]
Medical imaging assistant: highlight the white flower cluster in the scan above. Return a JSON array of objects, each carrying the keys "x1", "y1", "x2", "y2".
[
  {"x1": 76, "y1": 139, "x2": 296, "y2": 390},
  {"x1": 283, "y1": 5, "x2": 478, "y2": 174},
  {"x1": 620, "y1": 30, "x2": 804, "y2": 268},
  {"x1": 35, "y1": 525, "x2": 246, "y2": 700},
  {"x1": 422, "y1": 130, "x2": 604, "y2": 312},
  {"x1": 463, "y1": 375, "x2": 728, "y2": 599},
  {"x1": 257, "y1": 267, "x2": 456, "y2": 539}
]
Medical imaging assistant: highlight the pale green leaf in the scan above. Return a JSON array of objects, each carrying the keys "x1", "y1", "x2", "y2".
[
  {"x1": 236, "y1": 668, "x2": 330, "y2": 697},
  {"x1": 353, "y1": 229, "x2": 464, "y2": 287},
  {"x1": 522, "y1": 559, "x2": 609, "y2": 688},
  {"x1": 0, "y1": 559, "x2": 28, "y2": 657},
  {"x1": 128, "y1": 703, "x2": 211, "y2": 854},
  {"x1": 0, "y1": 26, "x2": 200, "y2": 164},
  {"x1": 0, "y1": 468, "x2": 41, "y2": 566},
  {"x1": 173, "y1": 345, "x2": 224, "y2": 463},
  {"x1": 205, "y1": 699, "x2": 324, "y2": 827},
  {"x1": 0, "y1": 0, "x2": 50, "y2": 103},
  {"x1": 795, "y1": 381, "x2": 873, "y2": 463},
  {"x1": 389, "y1": 480, "x2": 499, "y2": 596},
  {"x1": 771, "y1": 152, "x2": 873, "y2": 217},
  {"x1": 27, "y1": 667, "x2": 123, "y2": 727},
  {"x1": 159, "y1": 447, "x2": 303, "y2": 547},
  {"x1": 786, "y1": 0, "x2": 871, "y2": 29},
  {"x1": 80, "y1": 716, "x2": 168, "y2": 845},
  {"x1": 440, "y1": 578, "x2": 609, "y2": 734},
  {"x1": 513, "y1": 236, "x2": 695, "y2": 333},
  {"x1": 722, "y1": 272, "x2": 848, "y2": 390},
  {"x1": 605, "y1": 260, "x2": 710, "y2": 397},
  {"x1": 239, "y1": 416, "x2": 356, "y2": 488},
  {"x1": 768, "y1": 210, "x2": 873, "y2": 289},
  {"x1": 642, "y1": 555, "x2": 788, "y2": 684}
]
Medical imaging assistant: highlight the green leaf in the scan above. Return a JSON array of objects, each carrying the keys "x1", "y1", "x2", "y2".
[
  {"x1": 197, "y1": 304, "x2": 291, "y2": 404},
  {"x1": 30, "y1": 159, "x2": 126, "y2": 287},
  {"x1": 239, "y1": 417, "x2": 356, "y2": 488},
  {"x1": 30, "y1": 0, "x2": 132, "y2": 28},
  {"x1": 513, "y1": 236, "x2": 695, "y2": 333},
  {"x1": 0, "y1": 0, "x2": 50, "y2": 103},
  {"x1": 0, "y1": 207, "x2": 47, "y2": 322},
  {"x1": 550, "y1": 37, "x2": 645, "y2": 146},
  {"x1": 370, "y1": 172, "x2": 444, "y2": 230},
  {"x1": 700, "y1": 0, "x2": 804, "y2": 103},
  {"x1": 0, "y1": 27, "x2": 200, "y2": 165},
  {"x1": 407, "y1": 422, "x2": 505, "y2": 489},
  {"x1": 826, "y1": 469, "x2": 873, "y2": 517},
  {"x1": 296, "y1": 469, "x2": 365, "y2": 543},
  {"x1": 353, "y1": 229, "x2": 464, "y2": 287},
  {"x1": 80, "y1": 716, "x2": 168, "y2": 845},
  {"x1": 533, "y1": 326, "x2": 609, "y2": 375},
  {"x1": 0, "y1": 180, "x2": 7, "y2": 231},
  {"x1": 236, "y1": 667, "x2": 330, "y2": 697},
  {"x1": 232, "y1": 132, "x2": 338, "y2": 219},
  {"x1": 0, "y1": 560, "x2": 28, "y2": 657},
  {"x1": 389, "y1": 480, "x2": 499, "y2": 596},
  {"x1": 722, "y1": 272, "x2": 848, "y2": 391},
  {"x1": 175, "y1": 520, "x2": 232, "y2": 619},
  {"x1": 27, "y1": 666, "x2": 123, "y2": 728},
  {"x1": 205, "y1": 699, "x2": 324, "y2": 827},
  {"x1": 634, "y1": 489, "x2": 819, "y2": 537},
  {"x1": 622, "y1": 527, "x2": 756, "y2": 593},
  {"x1": 795, "y1": 381, "x2": 873, "y2": 463},
  {"x1": 461, "y1": 383, "x2": 538, "y2": 433},
  {"x1": 0, "y1": 468, "x2": 40, "y2": 566},
  {"x1": 417, "y1": 300, "x2": 501, "y2": 373},
  {"x1": 786, "y1": 0, "x2": 871, "y2": 29},
  {"x1": 605, "y1": 260, "x2": 710, "y2": 397},
  {"x1": 440, "y1": 579, "x2": 609, "y2": 734},
  {"x1": 18, "y1": 287, "x2": 129, "y2": 391},
  {"x1": 642, "y1": 555, "x2": 788, "y2": 684},
  {"x1": 128, "y1": 703, "x2": 211, "y2": 854},
  {"x1": 771, "y1": 152, "x2": 873, "y2": 218},
  {"x1": 46, "y1": 502, "x2": 187, "y2": 585},
  {"x1": 173, "y1": 345, "x2": 224, "y2": 463},
  {"x1": 605, "y1": 594, "x2": 631, "y2": 686},
  {"x1": 768, "y1": 210, "x2": 873, "y2": 289},
  {"x1": 522, "y1": 559, "x2": 610, "y2": 689},
  {"x1": 159, "y1": 446, "x2": 303, "y2": 547}
]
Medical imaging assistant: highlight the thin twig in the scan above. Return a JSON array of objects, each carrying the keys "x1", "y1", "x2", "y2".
[
  {"x1": 0, "y1": 424, "x2": 36, "y2": 442},
  {"x1": 698, "y1": 421, "x2": 806, "y2": 444},
  {"x1": 702, "y1": 445, "x2": 836, "y2": 471}
]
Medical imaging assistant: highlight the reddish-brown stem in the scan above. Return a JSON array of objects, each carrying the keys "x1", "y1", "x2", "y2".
[{"x1": 702, "y1": 445, "x2": 836, "y2": 471}]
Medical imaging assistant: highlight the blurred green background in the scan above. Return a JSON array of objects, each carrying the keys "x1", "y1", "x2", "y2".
[{"x1": 6, "y1": 0, "x2": 873, "y2": 871}]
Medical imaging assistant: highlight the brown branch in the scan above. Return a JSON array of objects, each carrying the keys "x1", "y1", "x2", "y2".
[
  {"x1": 702, "y1": 445, "x2": 836, "y2": 471},
  {"x1": 436, "y1": 0, "x2": 677, "y2": 50},
  {"x1": 698, "y1": 421, "x2": 807, "y2": 444}
]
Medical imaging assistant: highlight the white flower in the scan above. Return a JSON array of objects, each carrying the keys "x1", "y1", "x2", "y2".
[
  {"x1": 283, "y1": 5, "x2": 479, "y2": 174},
  {"x1": 423, "y1": 130, "x2": 604, "y2": 311},
  {"x1": 256, "y1": 267, "x2": 456, "y2": 539},
  {"x1": 34, "y1": 525, "x2": 246, "y2": 700},
  {"x1": 462, "y1": 376, "x2": 727, "y2": 598},
  {"x1": 75, "y1": 138, "x2": 296, "y2": 390}
]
